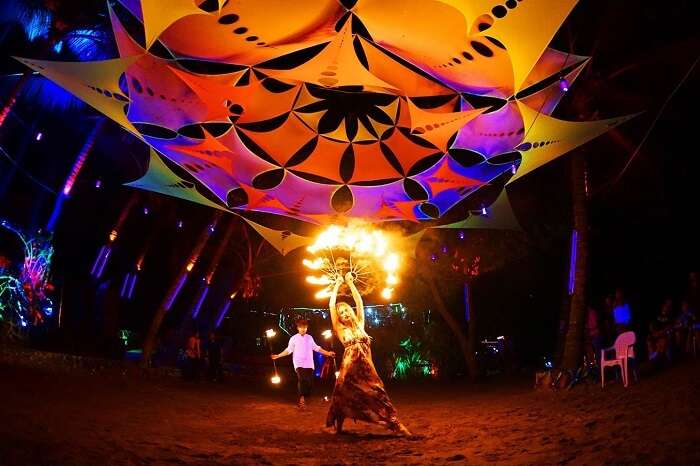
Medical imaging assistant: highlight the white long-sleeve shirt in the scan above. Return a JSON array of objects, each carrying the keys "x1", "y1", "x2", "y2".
[{"x1": 286, "y1": 333, "x2": 321, "y2": 369}]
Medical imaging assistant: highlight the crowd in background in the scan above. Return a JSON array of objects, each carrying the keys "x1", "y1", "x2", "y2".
[{"x1": 584, "y1": 271, "x2": 699, "y2": 367}]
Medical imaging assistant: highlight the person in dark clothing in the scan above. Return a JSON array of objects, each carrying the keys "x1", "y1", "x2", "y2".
[{"x1": 207, "y1": 332, "x2": 224, "y2": 382}]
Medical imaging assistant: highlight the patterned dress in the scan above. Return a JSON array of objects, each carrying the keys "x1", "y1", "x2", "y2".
[{"x1": 326, "y1": 329, "x2": 405, "y2": 432}]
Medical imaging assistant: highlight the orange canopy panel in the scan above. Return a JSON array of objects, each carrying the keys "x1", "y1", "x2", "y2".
[
  {"x1": 238, "y1": 113, "x2": 317, "y2": 167},
  {"x1": 157, "y1": 0, "x2": 344, "y2": 64}
]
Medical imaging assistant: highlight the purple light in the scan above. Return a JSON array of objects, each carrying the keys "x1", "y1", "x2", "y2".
[
  {"x1": 481, "y1": 206, "x2": 487, "y2": 215},
  {"x1": 95, "y1": 179, "x2": 102, "y2": 189},
  {"x1": 35, "y1": 132, "x2": 43, "y2": 141},
  {"x1": 164, "y1": 273, "x2": 188, "y2": 311},
  {"x1": 120, "y1": 273, "x2": 132, "y2": 298},
  {"x1": 143, "y1": 207, "x2": 149, "y2": 216},
  {"x1": 95, "y1": 248, "x2": 111, "y2": 279},
  {"x1": 568, "y1": 230, "x2": 578, "y2": 295},
  {"x1": 511, "y1": 164, "x2": 517, "y2": 175},
  {"x1": 91, "y1": 246, "x2": 108, "y2": 277},
  {"x1": 430, "y1": 253, "x2": 438, "y2": 262},
  {"x1": 215, "y1": 300, "x2": 233, "y2": 328},
  {"x1": 191, "y1": 285, "x2": 210, "y2": 319},
  {"x1": 458, "y1": 230, "x2": 465, "y2": 240},
  {"x1": 208, "y1": 224, "x2": 216, "y2": 233},
  {"x1": 127, "y1": 273, "x2": 138, "y2": 299},
  {"x1": 441, "y1": 244, "x2": 448, "y2": 254},
  {"x1": 559, "y1": 77, "x2": 570, "y2": 92},
  {"x1": 177, "y1": 220, "x2": 183, "y2": 229}
]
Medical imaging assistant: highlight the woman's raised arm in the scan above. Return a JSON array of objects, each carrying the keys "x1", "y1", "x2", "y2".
[
  {"x1": 345, "y1": 272, "x2": 364, "y2": 329},
  {"x1": 329, "y1": 275, "x2": 343, "y2": 332}
]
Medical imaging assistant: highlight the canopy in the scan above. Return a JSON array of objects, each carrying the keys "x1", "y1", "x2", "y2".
[{"x1": 18, "y1": 0, "x2": 635, "y2": 225}]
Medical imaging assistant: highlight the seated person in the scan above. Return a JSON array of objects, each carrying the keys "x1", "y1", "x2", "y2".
[
  {"x1": 647, "y1": 298, "x2": 674, "y2": 361},
  {"x1": 612, "y1": 288, "x2": 632, "y2": 335}
]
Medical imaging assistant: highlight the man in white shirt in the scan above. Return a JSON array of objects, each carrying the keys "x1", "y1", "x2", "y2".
[{"x1": 272, "y1": 319, "x2": 335, "y2": 408}]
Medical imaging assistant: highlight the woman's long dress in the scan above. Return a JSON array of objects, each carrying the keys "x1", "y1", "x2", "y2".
[{"x1": 326, "y1": 332, "x2": 405, "y2": 432}]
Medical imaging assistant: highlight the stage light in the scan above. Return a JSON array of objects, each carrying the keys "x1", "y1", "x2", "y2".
[
  {"x1": 35, "y1": 132, "x2": 43, "y2": 141},
  {"x1": 559, "y1": 76, "x2": 570, "y2": 92},
  {"x1": 95, "y1": 179, "x2": 102, "y2": 189},
  {"x1": 265, "y1": 328, "x2": 276, "y2": 338},
  {"x1": 270, "y1": 375, "x2": 281, "y2": 384}
]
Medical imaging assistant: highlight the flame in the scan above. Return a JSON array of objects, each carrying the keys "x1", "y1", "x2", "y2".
[
  {"x1": 306, "y1": 275, "x2": 331, "y2": 285},
  {"x1": 265, "y1": 329, "x2": 276, "y2": 338},
  {"x1": 302, "y1": 258, "x2": 323, "y2": 270},
  {"x1": 315, "y1": 288, "x2": 333, "y2": 299},
  {"x1": 335, "y1": 371, "x2": 340, "y2": 378},
  {"x1": 304, "y1": 223, "x2": 402, "y2": 301},
  {"x1": 270, "y1": 375, "x2": 281, "y2": 384},
  {"x1": 322, "y1": 329, "x2": 333, "y2": 339}
]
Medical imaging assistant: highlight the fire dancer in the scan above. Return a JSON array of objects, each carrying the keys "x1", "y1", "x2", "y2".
[
  {"x1": 326, "y1": 273, "x2": 410, "y2": 435},
  {"x1": 271, "y1": 319, "x2": 335, "y2": 408}
]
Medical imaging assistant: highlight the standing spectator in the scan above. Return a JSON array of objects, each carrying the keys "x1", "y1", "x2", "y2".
[
  {"x1": 183, "y1": 330, "x2": 202, "y2": 380},
  {"x1": 207, "y1": 331, "x2": 224, "y2": 382},
  {"x1": 612, "y1": 288, "x2": 632, "y2": 334}
]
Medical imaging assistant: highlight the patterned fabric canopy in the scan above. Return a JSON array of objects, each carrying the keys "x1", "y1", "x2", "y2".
[{"x1": 18, "y1": 0, "x2": 634, "y2": 224}]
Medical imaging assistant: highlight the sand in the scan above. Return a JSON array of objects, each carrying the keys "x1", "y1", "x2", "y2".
[{"x1": 1, "y1": 356, "x2": 698, "y2": 465}]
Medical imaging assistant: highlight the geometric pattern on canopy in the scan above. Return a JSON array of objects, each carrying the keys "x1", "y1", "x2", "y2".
[{"x1": 19, "y1": 0, "x2": 634, "y2": 225}]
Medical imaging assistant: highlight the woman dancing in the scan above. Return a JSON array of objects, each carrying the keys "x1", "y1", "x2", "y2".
[{"x1": 326, "y1": 272, "x2": 410, "y2": 435}]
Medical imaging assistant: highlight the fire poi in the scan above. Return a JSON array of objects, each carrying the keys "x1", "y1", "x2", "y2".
[{"x1": 303, "y1": 224, "x2": 402, "y2": 301}]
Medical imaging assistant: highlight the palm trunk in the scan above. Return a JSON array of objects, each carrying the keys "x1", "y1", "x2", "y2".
[
  {"x1": 466, "y1": 282, "x2": 477, "y2": 373},
  {"x1": 0, "y1": 70, "x2": 31, "y2": 130},
  {"x1": 425, "y1": 271, "x2": 479, "y2": 380},
  {"x1": 47, "y1": 118, "x2": 106, "y2": 232},
  {"x1": 141, "y1": 211, "x2": 223, "y2": 367},
  {"x1": 561, "y1": 153, "x2": 589, "y2": 370}
]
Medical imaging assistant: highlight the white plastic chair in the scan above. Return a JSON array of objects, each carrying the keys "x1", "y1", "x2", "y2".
[{"x1": 601, "y1": 331, "x2": 636, "y2": 388}]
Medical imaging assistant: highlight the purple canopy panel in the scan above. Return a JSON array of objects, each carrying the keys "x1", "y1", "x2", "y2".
[
  {"x1": 412, "y1": 155, "x2": 512, "y2": 216},
  {"x1": 453, "y1": 101, "x2": 524, "y2": 158},
  {"x1": 144, "y1": 136, "x2": 239, "y2": 204},
  {"x1": 347, "y1": 180, "x2": 415, "y2": 221},
  {"x1": 125, "y1": 57, "x2": 210, "y2": 130},
  {"x1": 259, "y1": 171, "x2": 339, "y2": 218}
]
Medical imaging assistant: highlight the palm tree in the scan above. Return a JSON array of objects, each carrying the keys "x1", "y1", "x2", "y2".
[{"x1": 0, "y1": 0, "x2": 110, "y2": 130}]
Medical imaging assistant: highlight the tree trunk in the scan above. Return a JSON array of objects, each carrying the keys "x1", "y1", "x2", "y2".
[
  {"x1": 424, "y1": 271, "x2": 479, "y2": 380},
  {"x1": 0, "y1": 70, "x2": 31, "y2": 131},
  {"x1": 47, "y1": 118, "x2": 106, "y2": 232},
  {"x1": 466, "y1": 282, "x2": 477, "y2": 373},
  {"x1": 561, "y1": 152, "x2": 590, "y2": 370},
  {"x1": 141, "y1": 211, "x2": 222, "y2": 367}
]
